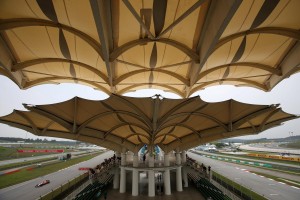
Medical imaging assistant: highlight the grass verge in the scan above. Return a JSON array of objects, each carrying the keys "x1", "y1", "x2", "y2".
[
  {"x1": 0, "y1": 146, "x2": 73, "y2": 161},
  {"x1": 194, "y1": 151, "x2": 300, "y2": 175},
  {"x1": 212, "y1": 171, "x2": 267, "y2": 200},
  {"x1": 0, "y1": 157, "x2": 57, "y2": 171},
  {"x1": 0, "y1": 152, "x2": 102, "y2": 189},
  {"x1": 279, "y1": 141, "x2": 300, "y2": 149}
]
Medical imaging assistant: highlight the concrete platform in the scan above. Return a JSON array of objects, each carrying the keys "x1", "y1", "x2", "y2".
[{"x1": 98, "y1": 171, "x2": 205, "y2": 200}]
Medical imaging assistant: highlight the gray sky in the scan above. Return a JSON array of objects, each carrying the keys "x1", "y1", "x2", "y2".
[{"x1": 0, "y1": 73, "x2": 299, "y2": 141}]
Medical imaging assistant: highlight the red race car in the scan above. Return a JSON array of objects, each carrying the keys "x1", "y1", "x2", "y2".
[{"x1": 35, "y1": 180, "x2": 50, "y2": 188}]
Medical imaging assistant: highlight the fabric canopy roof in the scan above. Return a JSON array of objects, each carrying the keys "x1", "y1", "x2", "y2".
[
  {"x1": 0, "y1": 94, "x2": 297, "y2": 152},
  {"x1": 0, "y1": 0, "x2": 299, "y2": 97}
]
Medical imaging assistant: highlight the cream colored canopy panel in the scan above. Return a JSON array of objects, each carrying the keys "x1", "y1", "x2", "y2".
[
  {"x1": 0, "y1": 0, "x2": 299, "y2": 98},
  {"x1": 0, "y1": 94, "x2": 297, "y2": 152}
]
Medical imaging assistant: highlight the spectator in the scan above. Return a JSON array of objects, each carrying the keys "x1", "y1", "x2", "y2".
[
  {"x1": 89, "y1": 168, "x2": 96, "y2": 184},
  {"x1": 96, "y1": 167, "x2": 100, "y2": 176},
  {"x1": 143, "y1": 154, "x2": 146, "y2": 163},
  {"x1": 103, "y1": 189, "x2": 108, "y2": 200},
  {"x1": 89, "y1": 168, "x2": 95, "y2": 176}
]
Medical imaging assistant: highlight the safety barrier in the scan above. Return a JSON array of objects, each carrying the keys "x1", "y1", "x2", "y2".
[
  {"x1": 203, "y1": 155, "x2": 273, "y2": 168},
  {"x1": 212, "y1": 172, "x2": 267, "y2": 200},
  {"x1": 38, "y1": 172, "x2": 88, "y2": 200},
  {"x1": 247, "y1": 153, "x2": 300, "y2": 162}
]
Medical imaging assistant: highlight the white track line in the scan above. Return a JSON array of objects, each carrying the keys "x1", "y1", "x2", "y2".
[{"x1": 291, "y1": 186, "x2": 300, "y2": 189}]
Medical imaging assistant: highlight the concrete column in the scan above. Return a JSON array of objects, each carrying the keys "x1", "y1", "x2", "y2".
[
  {"x1": 164, "y1": 169, "x2": 171, "y2": 195},
  {"x1": 113, "y1": 167, "x2": 120, "y2": 189},
  {"x1": 115, "y1": 151, "x2": 120, "y2": 165},
  {"x1": 148, "y1": 170, "x2": 155, "y2": 197},
  {"x1": 164, "y1": 153, "x2": 170, "y2": 166},
  {"x1": 133, "y1": 153, "x2": 139, "y2": 167},
  {"x1": 181, "y1": 150, "x2": 186, "y2": 163},
  {"x1": 176, "y1": 166, "x2": 183, "y2": 191},
  {"x1": 209, "y1": 168, "x2": 212, "y2": 181},
  {"x1": 121, "y1": 152, "x2": 126, "y2": 166},
  {"x1": 182, "y1": 166, "x2": 188, "y2": 187},
  {"x1": 120, "y1": 167, "x2": 126, "y2": 193},
  {"x1": 132, "y1": 169, "x2": 139, "y2": 196},
  {"x1": 148, "y1": 155, "x2": 154, "y2": 167},
  {"x1": 176, "y1": 152, "x2": 181, "y2": 165}
]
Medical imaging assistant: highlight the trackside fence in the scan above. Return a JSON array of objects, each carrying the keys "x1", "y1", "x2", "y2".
[
  {"x1": 37, "y1": 172, "x2": 88, "y2": 200},
  {"x1": 212, "y1": 171, "x2": 267, "y2": 200}
]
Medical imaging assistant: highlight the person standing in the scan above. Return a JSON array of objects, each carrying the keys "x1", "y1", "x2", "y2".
[
  {"x1": 89, "y1": 168, "x2": 95, "y2": 184},
  {"x1": 103, "y1": 189, "x2": 108, "y2": 200}
]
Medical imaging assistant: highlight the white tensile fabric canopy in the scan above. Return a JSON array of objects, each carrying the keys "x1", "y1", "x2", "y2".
[
  {"x1": 0, "y1": 94, "x2": 297, "y2": 152},
  {"x1": 0, "y1": 0, "x2": 299, "y2": 97}
]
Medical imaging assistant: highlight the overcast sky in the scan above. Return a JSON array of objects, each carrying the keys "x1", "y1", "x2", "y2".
[{"x1": 0, "y1": 73, "x2": 299, "y2": 141}]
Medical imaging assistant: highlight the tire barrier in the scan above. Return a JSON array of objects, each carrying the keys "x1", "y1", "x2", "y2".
[{"x1": 247, "y1": 153, "x2": 300, "y2": 162}]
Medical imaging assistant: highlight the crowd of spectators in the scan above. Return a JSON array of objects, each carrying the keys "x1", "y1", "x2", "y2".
[
  {"x1": 88, "y1": 154, "x2": 118, "y2": 183},
  {"x1": 186, "y1": 154, "x2": 211, "y2": 178}
]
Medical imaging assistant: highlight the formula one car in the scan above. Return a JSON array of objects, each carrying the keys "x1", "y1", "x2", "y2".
[{"x1": 35, "y1": 180, "x2": 50, "y2": 188}]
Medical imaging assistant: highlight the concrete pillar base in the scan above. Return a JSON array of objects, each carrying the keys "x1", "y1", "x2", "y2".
[
  {"x1": 148, "y1": 170, "x2": 155, "y2": 197},
  {"x1": 132, "y1": 169, "x2": 139, "y2": 196},
  {"x1": 164, "y1": 169, "x2": 171, "y2": 195},
  {"x1": 120, "y1": 167, "x2": 126, "y2": 193},
  {"x1": 182, "y1": 166, "x2": 188, "y2": 187},
  {"x1": 113, "y1": 167, "x2": 120, "y2": 189},
  {"x1": 176, "y1": 166, "x2": 183, "y2": 192}
]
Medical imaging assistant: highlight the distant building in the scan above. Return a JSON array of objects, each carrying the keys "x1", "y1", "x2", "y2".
[{"x1": 196, "y1": 144, "x2": 217, "y2": 152}]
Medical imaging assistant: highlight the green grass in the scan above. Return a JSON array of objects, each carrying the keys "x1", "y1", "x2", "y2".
[
  {"x1": 249, "y1": 171, "x2": 300, "y2": 188},
  {"x1": 212, "y1": 171, "x2": 267, "y2": 200},
  {"x1": 0, "y1": 157, "x2": 57, "y2": 171},
  {"x1": 0, "y1": 151, "x2": 100, "y2": 171},
  {"x1": 0, "y1": 146, "x2": 73, "y2": 161},
  {"x1": 0, "y1": 152, "x2": 102, "y2": 189},
  {"x1": 279, "y1": 141, "x2": 300, "y2": 149}
]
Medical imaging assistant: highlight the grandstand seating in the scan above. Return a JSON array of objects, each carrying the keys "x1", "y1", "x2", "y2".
[
  {"x1": 74, "y1": 182, "x2": 103, "y2": 200},
  {"x1": 75, "y1": 173, "x2": 113, "y2": 200},
  {"x1": 188, "y1": 173, "x2": 231, "y2": 200}
]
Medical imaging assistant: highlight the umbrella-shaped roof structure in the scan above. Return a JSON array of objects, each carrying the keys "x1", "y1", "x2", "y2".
[
  {"x1": 0, "y1": 94, "x2": 297, "y2": 152},
  {"x1": 0, "y1": 0, "x2": 300, "y2": 97}
]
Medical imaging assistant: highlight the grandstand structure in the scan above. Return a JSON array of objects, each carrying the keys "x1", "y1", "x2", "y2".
[
  {"x1": 0, "y1": 94, "x2": 297, "y2": 197},
  {"x1": 0, "y1": 0, "x2": 300, "y2": 198}
]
